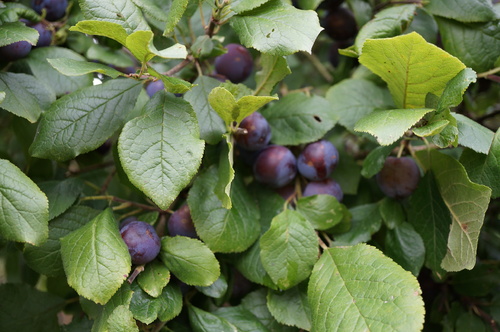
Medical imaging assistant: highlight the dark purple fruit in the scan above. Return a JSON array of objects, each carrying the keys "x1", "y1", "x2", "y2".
[
  {"x1": 145, "y1": 80, "x2": 164, "y2": 97},
  {"x1": 253, "y1": 145, "x2": 297, "y2": 188},
  {"x1": 119, "y1": 216, "x2": 138, "y2": 230},
  {"x1": 120, "y1": 221, "x2": 161, "y2": 265},
  {"x1": 322, "y1": 7, "x2": 358, "y2": 41},
  {"x1": 214, "y1": 43, "x2": 253, "y2": 83},
  {"x1": 297, "y1": 140, "x2": 339, "y2": 181},
  {"x1": 28, "y1": 22, "x2": 52, "y2": 47},
  {"x1": 303, "y1": 179, "x2": 343, "y2": 202},
  {"x1": 376, "y1": 156, "x2": 420, "y2": 199},
  {"x1": 32, "y1": 0, "x2": 68, "y2": 21},
  {"x1": 168, "y1": 204, "x2": 197, "y2": 238},
  {"x1": 0, "y1": 41, "x2": 32, "y2": 61},
  {"x1": 235, "y1": 112, "x2": 272, "y2": 151}
]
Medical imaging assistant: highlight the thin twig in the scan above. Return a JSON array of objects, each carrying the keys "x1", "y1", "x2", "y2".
[
  {"x1": 300, "y1": 51, "x2": 334, "y2": 83},
  {"x1": 477, "y1": 67, "x2": 500, "y2": 78},
  {"x1": 165, "y1": 55, "x2": 195, "y2": 76},
  {"x1": 80, "y1": 195, "x2": 165, "y2": 212}
]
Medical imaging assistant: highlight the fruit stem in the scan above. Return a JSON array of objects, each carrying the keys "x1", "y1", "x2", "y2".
[{"x1": 127, "y1": 265, "x2": 145, "y2": 284}]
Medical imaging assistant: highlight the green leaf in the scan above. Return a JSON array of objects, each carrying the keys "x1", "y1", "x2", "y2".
[
  {"x1": 231, "y1": 0, "x2": 272, "y2": 14},
  {"x1": 385, "y1": 222, "x2": 425, "y2": 276},
  {"x1": 188, "y1": 305, "x2": 238, "y2": 332},
  {"x1": 295, "y1": 194, "x2": 344, "y2": 230},
  {"x1": 452, "y1": 113, "x2": 494, "y2": 154},
  {"x1": 416, "y1": 149, "x2": 492, "y2": 271},
  {"x1": 214, "y1": 306, "x2": 271, "y2": 332},
  {"x1": 106, "y1": 305, "x2": 139, "y2": 332},
  {"x1": 379, "y1": 197, "x2": 405, "y2": 230},
  {"x1": 325, "y1": 78, "x2": 394, "y2": 131},
  {"x1": 164, "y1": 0, "x2": 189, "y2": 35},
  {"x1": 460, "y1": 129, "x2": 500, "y2": 198},
  {"x1": 267, "y1": 283, "x2": 311, "y2": 330},
  {"x1": 125, "y1": 30, "x2": 187, "y2": 62},
  {"x1": 91, "y1": 283, "x2": 134, "y2": 332},
  {"x1": 0, "y1": 72, "x2": 55, "y2": 122},
  {"x1": 79, "y1": 0, "x2": 150, "y2": 34},
  {"x1": 405, "y1": 7, "x2": 439, "y2": 44},
  {"x1": 426, "y1": 0, "x2": 497, "y2": 23},
  {"x1": 234, "y1": 240, "x2": 278, "y2": 289},
  {"x1": 14, "y1": 47, "x2": 93, "y2": 96},
  {"x1": 215, "y1": 135, "x2": 235, "y2": 209},
  {"x1": 261, "y1": 93, "x2": 337, "y2": 145},
  {"x1": 69, "y1": 20, "x2": 129, "y2": 45},
  {"x1": 38, "y1": 178, "x2": 84, "y2": 220},
  {"x1": 30, "y1": 78, "x2": 142, "y2": 162},
  {"x1": 85, "y1": 43, "x2": 135, "y2": 67},
  {"x1": 118, "y1": 91, "x2": 204, "y2": 210},
  {"x1": 159, "y1": 236, "x2": 220, "y2": 286},
  {"x1": 0, "y1": 21, "x2": 39, "y2": 47},
  {"x1": 260, "y1": 210, "x2": 318, "y2": 289},
  {"x1": 254, "y1": 54, "x2": 291, "y2": 96},
  {"x1": 413, "y1": 119, "x2": 450, "y2": 137},
  {"x1": 436, "y1": 18, "x2": 500, "y2": 72},
  {"x1": 184, "y1": 76, "x2": 226, "y2": 145},
  {"x1": 408, "y1": 172, "x2": 450, "y2": 276},
  {"x1": 429, "y1": 110, "x2": 459, "y2": 148},
  {"x1": 137, "y1": 260, "x2": 170, "y2": 298},
  {"x1": 208, "y1": 87, "x2": 277, "y2": 126},
  {"x1": 129, "y1": 283, "x2": 163, "y2": 324},
  {"x1": 333, "y1": 203, "x2": 382, "y2": 246},
  {"x1": 148, "y1": 67, "x2": 195, "y2": 94},
  {"x1": 157, "y1": 283, "x2": 183, "y2": 322},
  {"x1": 308, "y1": 244, "x2": 425, "y2": 331},
  {"x1": 354, "y1": 5, "x2": 417, "y2": 54},
  {"x1": 196, "y1": 274, "x2": 228, "y2": 299},
  {"x1": 359, "y1": 32, "x2": 466, "y2": 109},
  {"x1": 361, "y1": 143, "x2": 397, "y2": 178},
  {"x1": 230, "y1": 0, "x2": 323, "y2": 56},
  {"x1": 60, "y1": 209, "x2": 131, "y2": 304},
  {"x1": 436, "y1": 68, "x2": 477, "y2": 113},
  {"x1": 354, "y1": 108, "x2": 433, "y2": 145},
  {"x1": 0, "y1": 283, "x2": 64, "y2": 332},
  {"x1": 24, "y1": 206, "x2": 100, "y2": 277},
  {"x1": 47, "y1": 58, "x2": 124, "y2": 78},
  {"x1": 188, "y1": 166, "x2": 261, "y2": 253},
  {"x1": 0, "y1": 159, "x2": 48, "y2": 245}
]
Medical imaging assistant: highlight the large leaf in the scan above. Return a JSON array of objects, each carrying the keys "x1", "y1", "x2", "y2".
[
  {"x1": 0, "y1": 284, "x2": 64, "y2": 332},
  {"x1": 436, "y1": 68, "x2": 477, "y2": 113},
  {"x1": 0, "y1": 72, "x2": 55, "y2": 122},
  {"x1": 30, "y1": 78, "x2": 142, "y2": 162},
  {"x1": 354, "y1": 108, "x2": 433, "y2": 145},
  {"x1": 354, "y1": 5, "x2": 417, "y2": 54},
  {"x1": 453, "y1": 113, "x2": 494, "y2": 154},
  {"x1": 0, "y1": 21, "x2": 39, "y2": 47},
  {"x1": 295, "y1": 194, "x2": 345, "y2": 230},
  {"x1": 24, "y1": 206, "x2": 100, "y2": 277},
  {"x1": 260, "y1": 210, "x2": 318, "y2": 289},
  {"x1": 261, "y1": 92, "x2": 337, "y2": 145},
  {"x1": 325, "y1": 78, "x2": 394, "y2": 131},
  {"x1": 426, "y1": 0, "x2": 497, "y2": 23},
  {"x1": 118, "y1": 91, "x2": 204, "y2": 210},
  {"x1": 164, "y1": 0, "x2": 189, "y2": 35},
  {"x1": 70, "y1": 20, "x2": 129, "y2": 45},
  {"x1": 254, "y1": 54, "x2": 291, "y2": 96},
  {"x1": 359, "y1": 32, "x2": 466, "y2": 109},
  {"x1": 129, "y1": 282, "x2": 182, "y2": 324},
  {"x1": 234, "y1": 240, "x2": 277, "y2": 289},
  {"x1": 0, "y1": 159, "x2": 48, "y2": 245},
  {"x1": 416, "y1": 149, "x2": 492, "y2": 271},
  {"x1": 460, "y1": 129, "x2": 500, "y2": 198},
  {"x1": 14, "y1": 46, "x2": 93, "y2": 96},
  {"x1": 125, "y1": 31, "x2": 187, "y2": 62},
  {"x1": 159, "y1": 236, "x2": 220, "y2": 286},
  {"x1": 90, "y1": 283, "x2": 134, "y2": 332},
  {"x1": 267, "y1": 283, "x2": 311, "y2": 330},
  {"x1": 436, "y1": 18, "x2": 500, "y2": 72},
  {"x1": 60, "y1": 209, "x2": 131, "y2": 304},
  {"x1": 188, "y1": 305, "x2": 238, "y2": 332},
  {"x1": 308, "y1": 244, "x2": 425, "y2": 331},
  {"x1": 79, "y1": 0, "x2": 150, "y2": 34},
  {"x1": 188, "y1": 166, "x2": 261, "y2": 253},
  {"x1": 333, "y1": 203, "x2": 382, "y2": 246},
  {"x1": 47, "y1": 58, "x2": 124, "y2": 78},
  {"x1": 385, "y1": 222, "x2": 426, "y2": 276},
  {"x1": 137, "y1": 260, "x2": 171, "y2": 298},
  {"x1": 214, "y1": 306, "x2": 271, "y2": 332},
  {"x1": 230, "y1": 0, "x2": 323, "y2": 56},
  {"x1": 37, "y1": 178, "x2": 84, "y2": 220},
  {"x1": 184, "y1": 76, "x2": 226, "y2": 145}
]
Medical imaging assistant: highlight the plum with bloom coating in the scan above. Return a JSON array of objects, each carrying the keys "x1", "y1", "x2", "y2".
[
  {"x1": 297, "y1": 140, "x2": 339, "y2": 181},
  {"x1": 235, "y1": 112, "x2": 272, "y2": 151},
  {"x1": 253, "y1": 145, "x2": 297, "y2": 188},
  {"x1": 32, "y1": 0, "x2": 68, "y2": 21},
  {"x1": 214, "y1": 43, "x2": 253, "y2": 83},
  {"x1": 168, "y1": 204, "x2": 197, "y2": 238},
  {"x1": 120, "y1": 221, "x2": 161, "y2": 265},
  {"x1": 303, "y1": 178, "x2": 343, "y2": 202},
  {"x1": 376, "y1": 156, "x2": 420, "y2": 199}
]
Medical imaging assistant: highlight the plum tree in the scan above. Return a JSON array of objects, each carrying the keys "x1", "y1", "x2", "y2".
[
  {"x1": 297, "y1": 139, "x2": 339, "y2": 181},
  {"x1": 234, "y1": 112, "x2": 272, "y2": 151},
  {"x1": 303, "y1": 178, "x2": 344, "y2": 202},
  {"x1": 214, "y1": 43, "x2": 253, "y2": 83},
  {"x1": 376, "y1": 156, "x2": 421, "y2": 199},
  {"x1": 168, "y1": 204, "x2": 197, "y2": 238},
  {"x1": 253, "y1": 145, "x2": 297, "y2": 188},
  {"x1": 32, "y1": 0, "x2": 68, "y2": 21},
  {"x1": 120, "y1": 221, "x2": 161, "y2": 265}
]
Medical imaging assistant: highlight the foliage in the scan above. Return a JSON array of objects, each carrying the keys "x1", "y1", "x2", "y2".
[{"x1": 0, "y1": 0, "x2": 499, "y2": 331}]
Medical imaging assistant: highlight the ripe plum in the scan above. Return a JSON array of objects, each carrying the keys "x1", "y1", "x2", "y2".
[
  {"x1": 297, "y1": 140, "x2": 339, "y2": 181},
  {"x1": 376, "y1": 156, "x2": 420, "y2": 199},
  {"x1": 235, "y1": 112, "x2": 272, "y2": 151},
  {"x1": 120, "y1": 221, "x2": 161, "y2": 265},
  {"x1": 214, "y1": 43, "x2": 253, "y2": 83},
  {"x1": 303, "y1": 178, "x2": 343, "y2": 202},
  {"x1": 253, "y1": 145, "x2": 297, "y2": 188}
]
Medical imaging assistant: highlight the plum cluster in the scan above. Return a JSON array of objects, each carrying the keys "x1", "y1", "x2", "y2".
[
  {"x1": 236, "y1": 112, "x2": 343, "y2": 202},
  {"x1": 0, "y1": 0, "x2": 68, "y2": 61}
]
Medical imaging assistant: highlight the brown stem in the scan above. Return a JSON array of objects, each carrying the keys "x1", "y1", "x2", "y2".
[
  {"x1": 66, "y1": 160, "x2": 115, "y2": 176},
  {"x1": 164, "y1": 55, "x2": 195, "y2": 76},
  {"x1": 99, "y1": 168, "x2": 117, "y2": 194}
]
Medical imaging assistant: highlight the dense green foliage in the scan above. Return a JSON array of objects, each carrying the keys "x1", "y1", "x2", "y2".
[{"x1": 0, "y1": 0, "x2": 499, "y2": 331}]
